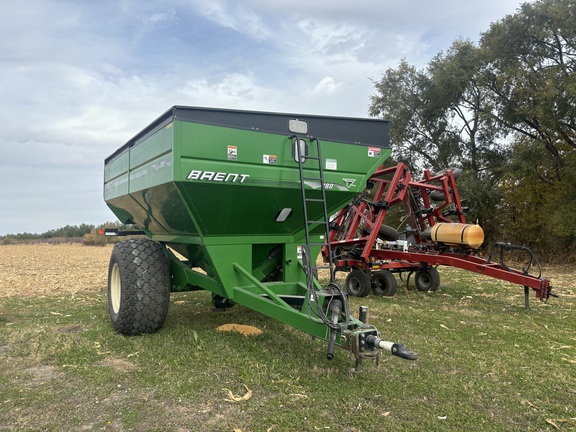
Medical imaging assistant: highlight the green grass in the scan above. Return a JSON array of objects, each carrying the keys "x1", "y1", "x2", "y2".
[{"x1": 1, "y1": 267, "x2": 575, "y2": 431}]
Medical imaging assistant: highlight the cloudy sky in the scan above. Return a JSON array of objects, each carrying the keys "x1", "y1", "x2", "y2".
[{"x1": 0, "y1": 0, "x2": 529, "y2": 235}]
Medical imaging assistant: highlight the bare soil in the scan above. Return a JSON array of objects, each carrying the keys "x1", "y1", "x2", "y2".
[
  {"x1": 1, "y1": 243, "x2": 573, "y2": 300},
  {"x1": 0, "y1": 244, "x2": 113, "y2": 298}
]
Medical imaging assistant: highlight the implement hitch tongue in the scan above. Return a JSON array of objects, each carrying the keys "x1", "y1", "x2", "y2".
[{"x1": 332, "y1": 305, "x2": 418, "y2": 372}]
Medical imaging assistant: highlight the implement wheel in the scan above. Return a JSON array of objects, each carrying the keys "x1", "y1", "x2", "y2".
[
  {"x1": 345, "y1": 270, "x2": 371, "y2": 297},
  {"x1": 108, "y1": 238, "x2": 171, "y2": 335},
  {"x1": 414, "y1": 267, "x2": 440, "y2": 292},
  {"x1": 377, "y1": 225, "x2": 400, "y2": 241},
  {"x1": 212, "y1": 294, "x2": 235, "y2": 309},
  {"x1": 372, "y1": 270, "x2": 398, "y2": 297}
]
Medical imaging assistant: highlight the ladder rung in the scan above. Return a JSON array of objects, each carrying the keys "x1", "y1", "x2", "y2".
[{"x1": 298, "y1": 150, "x2": 336, "y2": 276}]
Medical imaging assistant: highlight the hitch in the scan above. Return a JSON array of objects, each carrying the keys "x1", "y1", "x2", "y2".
[
  {"x1": 366, "y1": 335, "x2": 419, "y2": 360},
  {"x1": 347, "y1": 306, "x2": 418, "y2": 372}
]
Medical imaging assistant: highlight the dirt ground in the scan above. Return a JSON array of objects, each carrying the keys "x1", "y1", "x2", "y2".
[
  {"x1": 0, "y1": 244, "x2": 113, "y2": 298},
  {"x1": 1, "y1": 243, "x2": 573, "y2": 300}
]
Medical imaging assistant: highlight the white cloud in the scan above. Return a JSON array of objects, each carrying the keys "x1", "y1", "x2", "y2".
[
  {"x1": 185, "y1": 0, "x2": 272, "y2": 41},
  {"x1": 0, "y1": 0, "x2": 530, "y2": 234},
  {"x1": 178, "y1": 73, "x2": 284, "y2": 111},
  {"x1": 312, "y1": 77, "x2": 341, "y2": 96}
]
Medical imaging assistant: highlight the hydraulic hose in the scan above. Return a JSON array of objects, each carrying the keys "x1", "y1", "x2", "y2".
[{"x1": 326, "y1": 299, "x2": 343, "y2": 360}]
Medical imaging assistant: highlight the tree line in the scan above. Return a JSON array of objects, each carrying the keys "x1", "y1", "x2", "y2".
[
  {"x1": 0, "y1": 222, "x2": 130, "y2": 245},
  {"x1": 369, "y1": 0, "x2": 575, "y2": 261}
]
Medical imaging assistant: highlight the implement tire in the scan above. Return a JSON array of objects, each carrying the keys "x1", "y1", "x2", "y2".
[
  {"x1": 377, "y1": 225, "x2": 400, "y2": 241},
  {"x1": 414, "y1": 267, "x2": 441, "y2": 292},
  {"x1": 108, "y1": 238, "x2": 171, "y2": 336},
  {"x1": 372, "y1": 270, "x2": 398, "y2": 297},
  {"x1": 345, "y1": 270, "x2": 372, "y2": 297}
]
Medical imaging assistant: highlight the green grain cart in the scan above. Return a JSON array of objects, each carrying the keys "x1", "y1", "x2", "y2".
[{"x1": 103, "y1": 106, "x2": 416, "y2": 370}]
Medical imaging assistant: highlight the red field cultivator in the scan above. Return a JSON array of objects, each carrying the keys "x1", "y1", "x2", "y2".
[{"x1": 322, "y1": 163, "x2": 555, "y2": 309}]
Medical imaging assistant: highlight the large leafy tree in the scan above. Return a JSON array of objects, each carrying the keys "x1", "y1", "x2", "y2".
[
  {"x1": 369, "y1": 40, "x2": 506, "y2": 239},
  {"x1": 480, "y1": 0, "x2": 576, "y2": 175},
  {"x1": 369, "y1": 60, "x2": 460, "y2": 172},
  {"x1": 480, "y1": 0, "x2": 576, "y2": 256},
  {"x1": 369, "y1": 0, "x2": 576, "y2": 256},
  {"x1": 428, "y1": 40, "x2": 507, "y2": 178},
  {"x1": 369, "y1": 40, "x2": 507, "y2": 178}
]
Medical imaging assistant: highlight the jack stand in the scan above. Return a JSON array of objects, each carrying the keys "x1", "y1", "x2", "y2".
[{"x1": 353, "y1": 306, "x2": 370, "y2": 372}]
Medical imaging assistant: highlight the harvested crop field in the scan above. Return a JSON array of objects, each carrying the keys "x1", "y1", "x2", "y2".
[
  {"x1": 1, "y1": 243, "x2": 575, "y2": 431},
  {"x1": 0, "y1": 244, "x2": 113, "y2": 298},
  {"x1": 1, "y1": 243, "x2": 575, "y2": 300}
]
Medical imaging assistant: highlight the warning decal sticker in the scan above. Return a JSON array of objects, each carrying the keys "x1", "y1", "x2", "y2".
[
  {"x1": 368, "y1": 147, "x2": 381, "y2": 158},
  {"x1": 325, "y1": 158, "x2": 337, "y2": 170},
  {"x1": 227, "y1": 146, "x2": 237, "y2": 160}
]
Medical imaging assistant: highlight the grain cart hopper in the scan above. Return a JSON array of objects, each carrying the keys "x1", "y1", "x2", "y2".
[{"x1": 103, "y1": 106, "x2": 417, "y2": 370}]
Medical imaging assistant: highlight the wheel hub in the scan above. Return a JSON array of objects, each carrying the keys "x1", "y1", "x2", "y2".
[{"x1": 110, "y1": 262, "x2": 121, "y2": 314}]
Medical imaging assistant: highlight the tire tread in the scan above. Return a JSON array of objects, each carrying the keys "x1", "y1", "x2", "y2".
[{"x1": 108, "y1": 238, "x2": 170, "y2": 335}]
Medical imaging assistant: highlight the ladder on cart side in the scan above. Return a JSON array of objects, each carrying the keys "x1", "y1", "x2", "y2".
[{"x1": 292, "y1": 135, "x2": 336, "y2": 288}]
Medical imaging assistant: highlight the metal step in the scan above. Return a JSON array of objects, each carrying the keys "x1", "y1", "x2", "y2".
[{"x1": 296, "y1": 135, "x2": 336, "y2": 286}]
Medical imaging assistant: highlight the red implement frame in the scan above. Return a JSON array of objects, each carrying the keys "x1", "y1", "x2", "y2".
[{"x1": 322, "y1": 163, "x2": 553, "y2": 309}]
